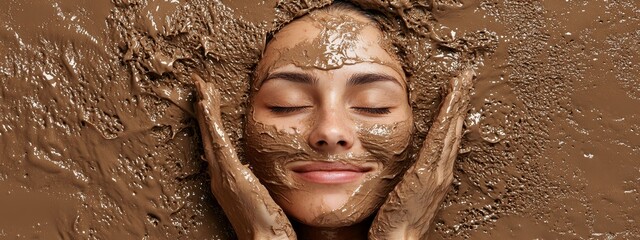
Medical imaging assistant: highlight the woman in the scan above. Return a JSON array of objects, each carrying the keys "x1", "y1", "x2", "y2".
[{"x1": 194, "y1": 2, "x2": 473, "y2": 239}]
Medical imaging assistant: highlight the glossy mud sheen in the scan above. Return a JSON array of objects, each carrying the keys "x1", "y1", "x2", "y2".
[
  {"x1": 244, "y1": 113, "x2": 413, "y2": 227},
  {"x1": 1, "y1": 0, "x2": 639, "y2": 239}
]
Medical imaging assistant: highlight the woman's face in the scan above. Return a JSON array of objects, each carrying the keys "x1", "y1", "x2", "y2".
[{"x1": 245, "y1": 12, "x2": 414, "y2": 227}]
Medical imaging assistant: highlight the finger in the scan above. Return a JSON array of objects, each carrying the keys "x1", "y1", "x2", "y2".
[
  {"x1": 436, "y1": 69, "x2": 472, "y2": 179},
  {"x1": 419, "y1": 68, "x2": 474, "y2": 164},
  {"x1": 192, "y1": 74, "x2": 239, "y2": 171},
  {"x1": 193, "y1": 75, "x2": 222, "y2": 141},
  {"x1": 442, "y1": 69, "x2": 472, "y2": 167},
  {"x1": 418, "y1": 89, "x2": 463, "y2": 167},
  {"x1": 449, "y1": 114, "x2": 465, "y2": 166},
  {"x1": 440, "y1": 68, "x2": 474, "y2": 121},
  {"x1": 439, "y1": 78, "x2": 470, "y2": 160},
  {"x1": 193, "y1": 77, "x2": 223, "y2": 176},
  {"x1": 452, "y1": 68, "x2": 475, "y2": 92},
  {"x1": 437, "y1": 114, "x2": 466, "y2": 182}
]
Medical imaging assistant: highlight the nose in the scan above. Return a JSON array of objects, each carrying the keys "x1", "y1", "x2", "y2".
[{"x1": 308, "y1": 110, "x2": 355, "y2": 153}]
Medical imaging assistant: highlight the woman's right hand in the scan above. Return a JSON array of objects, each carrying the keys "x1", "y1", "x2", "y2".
[{"x1": 193, "y1": 74, "x2": 296, "y2": 240}]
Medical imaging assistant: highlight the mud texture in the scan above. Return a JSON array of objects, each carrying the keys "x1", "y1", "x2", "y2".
[{"x1": 1, "y1": 0, "x2": 639, "y2": 239}]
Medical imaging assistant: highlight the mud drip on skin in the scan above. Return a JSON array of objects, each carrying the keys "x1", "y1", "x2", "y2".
[
  {"x1": 1, "y1": 0, "x2": 639, "y2": 239},
  {"x1": 244, "y1": 115, "x2": 413, "y2": 226}
]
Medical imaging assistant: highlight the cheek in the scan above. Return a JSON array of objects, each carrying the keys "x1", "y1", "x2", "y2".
[
  {"x1": 252, "y1": 109, "x2": 309, "y2": 131},
  {"x1": 243, "y1": 117, "x2": 314, "y2": 189},
  {"x1": 357, "y1": 120, "x2": 414, "y2": 169}
]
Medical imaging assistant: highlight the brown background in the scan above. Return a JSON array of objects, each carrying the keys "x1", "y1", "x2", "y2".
[{"x1": 1, "y1": 0, "x2": 638, "y2": 239}]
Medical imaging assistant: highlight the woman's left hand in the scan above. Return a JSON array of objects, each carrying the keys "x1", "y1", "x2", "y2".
[{"x1": 368, "y1": 68, "x2": 475, "y2": 239}]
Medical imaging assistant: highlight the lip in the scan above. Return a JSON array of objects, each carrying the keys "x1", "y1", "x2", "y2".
[{"x1": 289, "y1": 162, "x2": 373, "y2": 184}]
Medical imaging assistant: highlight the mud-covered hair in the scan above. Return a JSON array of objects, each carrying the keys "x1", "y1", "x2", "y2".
[
  {"x1": 265, "y1": 1, "x2": 384, "y2": 48},
  {"x1": 314, "y1": 1, "x2": 377, "y2": 24}
]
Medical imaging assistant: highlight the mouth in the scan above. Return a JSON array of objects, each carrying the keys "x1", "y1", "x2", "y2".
[{"x1": 289, "y1": 162, "x2": 374, "y2": 184}]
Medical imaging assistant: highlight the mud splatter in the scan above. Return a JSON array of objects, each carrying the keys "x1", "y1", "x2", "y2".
[{"x1": 0, "y1": 0, "x2": 638, "y2": 238}]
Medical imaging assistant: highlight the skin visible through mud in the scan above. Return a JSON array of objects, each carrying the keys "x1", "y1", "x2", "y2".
[{"x1": 1, "y1": 0, "x2": 639, "y2": 239}]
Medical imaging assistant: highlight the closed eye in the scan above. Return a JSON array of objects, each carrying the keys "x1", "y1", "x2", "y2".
[
  {"x1": 352, "y1": 107, "x2": 391, "y2": 115},
  {"x1": 268, "y1": 106, "x2": 310, "y2": 114}
]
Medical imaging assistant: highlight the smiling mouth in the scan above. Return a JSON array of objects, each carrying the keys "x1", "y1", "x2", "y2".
[{"x1": 290, "y1": 162, "x2": 374, "y2": 184}]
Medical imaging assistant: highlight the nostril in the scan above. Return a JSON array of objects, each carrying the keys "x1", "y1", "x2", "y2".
[
  {"x1": 317, "y1": 140, "x2": 327, "y2": 146},
  {"x1": 337, "y1": 140, "x2": 347, "y2": 146}
]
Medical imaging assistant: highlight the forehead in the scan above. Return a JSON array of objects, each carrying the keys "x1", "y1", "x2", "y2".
[
  {"x1": 274, "y1": 12, "x2": 374, "y2": 46},
  {"x1": 254, "y1": 12, "x2": 404, "y2": 86}
]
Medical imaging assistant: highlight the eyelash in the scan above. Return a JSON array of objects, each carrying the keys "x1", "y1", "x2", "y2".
[
  {"x1": 269, "y1": 106, "x2": 309, "y2": 113},
  {"x1": 268, "y1": 106, "x2": 391, "y2": 115},
  {"x1": 352, "y1": 107, "x2": 391, "y2": 115}
]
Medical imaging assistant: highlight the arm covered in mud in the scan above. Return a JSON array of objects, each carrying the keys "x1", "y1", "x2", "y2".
[
  {"x1": 193, "y1": 75, "x2": 296, "y2": 240},
  {"x1": 369, "y1": 69, "x2": 475, "y2": 239}
]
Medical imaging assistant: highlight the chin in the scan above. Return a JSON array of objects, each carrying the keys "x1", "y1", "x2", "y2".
[{"x1": 275, "y1": 186, "x2": 376, "y2": 228}]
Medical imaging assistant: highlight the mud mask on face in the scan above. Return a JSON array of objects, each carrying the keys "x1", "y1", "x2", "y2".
[{"x1": 243, "y1": 113, "x2": 414, "y2": 225}]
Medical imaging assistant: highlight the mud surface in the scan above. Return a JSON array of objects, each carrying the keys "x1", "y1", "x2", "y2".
[{"x1": 1, "y1": 0, "x2": 639, "y2": 239}]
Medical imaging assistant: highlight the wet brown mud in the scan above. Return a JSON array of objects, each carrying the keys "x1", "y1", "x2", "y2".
[{"x1": 1, "y1": 0, "x2": 638, "y2": 239}]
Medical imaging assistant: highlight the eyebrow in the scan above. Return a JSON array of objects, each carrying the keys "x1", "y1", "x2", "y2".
[
  {"x1": 263, "y1": 72, "x2": 404, "y2": 87},
  {"x1": 264, "y1": 72, "x2": 318, "y2": 85},
  {"x1": 347, "y1": 73, "x2": 403, "y2": 87}
]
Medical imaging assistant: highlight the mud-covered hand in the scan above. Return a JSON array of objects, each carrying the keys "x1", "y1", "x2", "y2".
[
  {"x1": 369, "y1": 69, "x2": 475, "y2": 240},
  {"x1": 193, "y1": 75, "x2": 296, "y2": 240}
]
